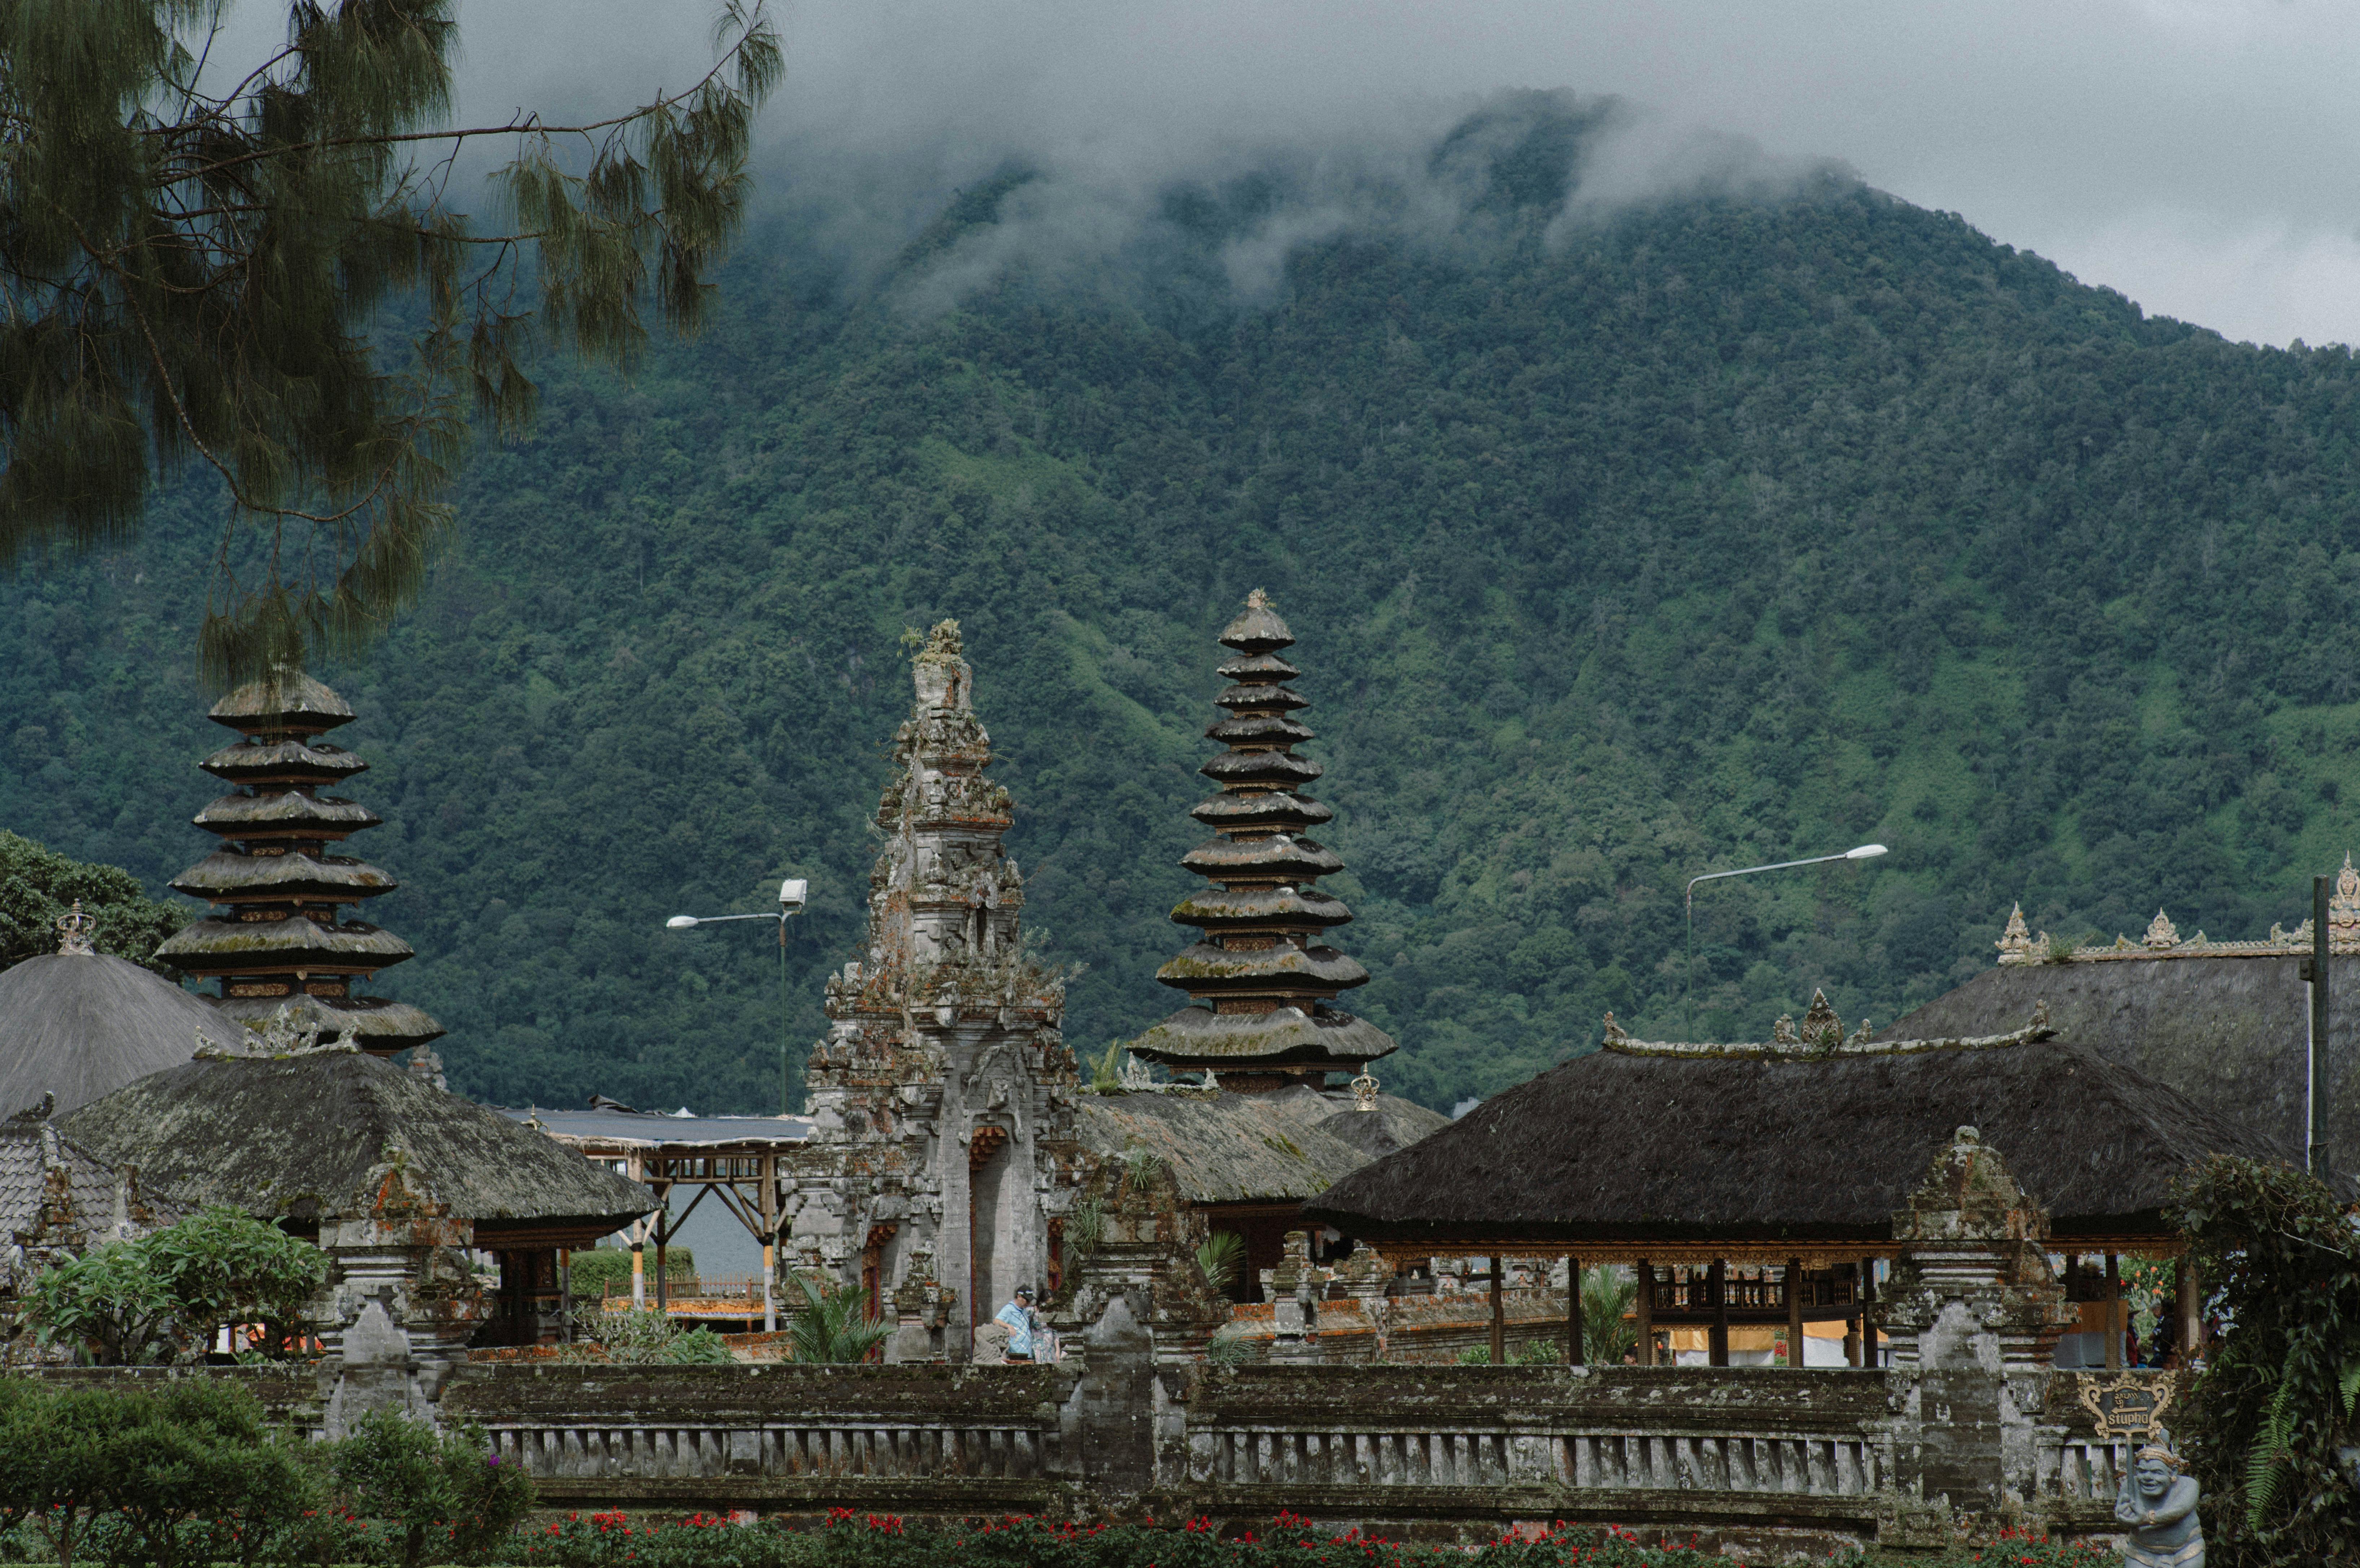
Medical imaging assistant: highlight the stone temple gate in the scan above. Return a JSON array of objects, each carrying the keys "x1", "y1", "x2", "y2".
[{"x1": 782, "y1": 622, "x2": 1081, "y2": 1360}]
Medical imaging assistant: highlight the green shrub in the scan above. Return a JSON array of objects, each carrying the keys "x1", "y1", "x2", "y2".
[
  {"x1": 332, "y1": 1407, "x2": 536, "y2": 1568},
  {"x1": 22, "y1": 1208, "x2": 328, "y2": 1365},
  {"x1": 567, "y1": 1247, "x2": 695, "y2": 1301},
  {"x1": 585, "y1": 1309, "x2": 737, "y2": 1365}
]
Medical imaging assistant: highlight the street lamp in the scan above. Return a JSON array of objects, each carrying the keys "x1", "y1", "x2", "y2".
[
  {"x1": 665, "y1": 877, "x2": 809, "y2": 1115},
  {"x1": 664, "y1": 877, "x2": 808, "y2": 1332},
  {"x1": 1683, "y1": 845, "x2": 1887, "y2": 1040}
]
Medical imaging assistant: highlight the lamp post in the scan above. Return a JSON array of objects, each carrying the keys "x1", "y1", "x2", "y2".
[
  {"x1": 664, "y1": 877, "x2": 807, "y2": 1332},
  {"x1": 1684, "y1": 845, "x2": 1887, "y2": 1039}
]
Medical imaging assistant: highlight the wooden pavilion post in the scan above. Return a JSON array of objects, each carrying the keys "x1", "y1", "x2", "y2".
[
  {"x1": 1635, "y1": 1257, "x2": 1654, "y2": 1365},
  {"x1": 655, "y1": 1199, "x2": 670, "y2": 1314},
  {"x1": 2103, "y1": 1252, "x2": 2121, "y2": 1369},
  {"x1": 760, "y1": 1152, "x2": 778, "y2": 1335},
  {"x1": 1844, "y1": 1261, "x2": 1861, "y2": 1367},
  {"x1": 2175, "y1": 1256, "x2": 2200, "y2": 1365},
  {"x1": 1565, "y1": 1257, "x2": 1584, "y2": 1367},
  {"x1": 558, "y1": 1248, "x2": 572, "y2": 1343},
  {"x1": 1707, "y1": 1258, "x2": 1729, "y2": 1366},
  {"x1": 1861, "y1": 1259, "x2": 1879, "y2": 1368},
  {"x1": 1785, "y1": 1256, "x2": 1805, "y2": 1368},
  {"x1": 1488, "y1": 1255, "x2": 1505, "y2": 1364}
]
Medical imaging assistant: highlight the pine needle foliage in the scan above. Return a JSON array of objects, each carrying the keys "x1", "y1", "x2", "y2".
[
  {"x1": 2165, "y1": 1155, "x2": 2360, "y2": 1565},
  {"x1": 0, "y1": 0, "x2": 781, "y2": 686}
]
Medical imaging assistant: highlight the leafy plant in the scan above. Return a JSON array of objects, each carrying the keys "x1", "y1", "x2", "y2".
[
  {"x1": 22, "y1": 1207, "x2": 327, "y2": 1364},
  {"x1": 23, "y1": 1242, "x2": 181, "y2": 1365},
  {"x1": 1088, "y1": 1041, "x2": 1125, "y2": 1092},
  {"x1": 0, "y1": 0, "x2": 782, "y2": 682},
  {"x1": 1203, "y1": 1325, "x2": 1260, "y2": 1370},
  {"x1": 0, "y1": 1383, "x2": 145, "y2": 1568},
  {"x1": 104, "y1": 1379, "x2": 310, "y2": 1568},
  {"x1": 141, "y1": 1206, "x2": 330, "y2": 1359},
  {"x1": 2167, "y1": 1154, "x2": 2360, "y2": 1565},
  {"x1": 1581, "y1": 1265, "x2": 1640, "y2": 1365},
  {"x1": 1062, "y1": 1199, "x2": 1106, "y2": 1281},
  {"x1": 1118, "y1": 1146, "x2": 1165, "y2": 1196},
  {"x1": 1194, "y1": 1231, "x2": 1246, "y2": 1297},
  {"x1": 668, "y1": 1327, "x2": 737, "y2": 1365},
  {"x1": 585, "y1": 1308, "x2": 737, "y2": 1366},
  {"x1": 783, "y1": 1275, "x2": 889, "y2": 1365}
]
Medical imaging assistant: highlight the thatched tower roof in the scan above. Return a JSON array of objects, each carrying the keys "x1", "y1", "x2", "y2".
[
  {"x1": 156, "y1": 669, "x2": 441, "y2": 1054},
  {"x1": 1131, "y1": 590, "x2": 1397, "y2": 1087},
  {"x1": 1303, "y1": 999, "x2": 2298, "y2": 1259},
  {"x1": 60, "y1": 1046, "x2": 653, "y2": 1247},
  {"x1": 0, "y1": 951, "x2": 222, "y2": 1114}
]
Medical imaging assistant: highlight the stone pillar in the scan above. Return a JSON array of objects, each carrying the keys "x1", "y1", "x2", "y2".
[
  {"x1": 1268, "y1": 1229, "x2": 1318, "y2": 1362},
  {"x1": 319, "y1": 1148, "x2": 485, "y2": 1434},
  {"x1": 1879, "y1": 1126, "x2": 2078, "y2": 1543}
]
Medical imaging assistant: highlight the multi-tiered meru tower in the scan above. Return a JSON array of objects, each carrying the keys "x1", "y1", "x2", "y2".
[
  {"x1": 1131, "y1": 590, "x2": 1396, "y2": 1092},
  {"x1": 157, "y1": 670, "x2": 443, "y2": 1053}
]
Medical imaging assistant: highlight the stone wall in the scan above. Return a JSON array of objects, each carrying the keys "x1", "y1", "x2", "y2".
[{"x1": 10, "y1": 1340, "x2": 2176, "y2": 1555}]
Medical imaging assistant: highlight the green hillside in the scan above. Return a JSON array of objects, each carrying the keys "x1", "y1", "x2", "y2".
[{"x1": 6, "y1": 100, "x2": 2359, "y2": 1115}]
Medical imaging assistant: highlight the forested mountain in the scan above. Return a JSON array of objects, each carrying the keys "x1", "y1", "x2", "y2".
[{"x1": 6, "y1": 99, "x2": 2360, "y2": 1116}]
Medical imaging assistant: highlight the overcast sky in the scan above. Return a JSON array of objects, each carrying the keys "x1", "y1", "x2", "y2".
[{"x1": 244, "y1": 0, "x2": 2360, "y2": 347}]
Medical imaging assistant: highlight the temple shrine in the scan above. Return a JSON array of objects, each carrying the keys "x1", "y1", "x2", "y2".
[
  {"x1": 155, "y1": 670, "x2": 443, "y2": 1055},
  {"x1": 1130, "y1": 590, "x2": 1398, "y2": 1091}
]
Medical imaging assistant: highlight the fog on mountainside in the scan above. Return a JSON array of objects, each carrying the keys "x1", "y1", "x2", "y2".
[{"x1": 5, "y1": 99, "x2": 2356, "y2": 1116}]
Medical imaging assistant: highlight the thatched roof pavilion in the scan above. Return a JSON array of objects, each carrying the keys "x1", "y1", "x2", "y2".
[
  {"x1": 60, "y1": 1040, "x2": 653, "y2": 1249},
  {"x1": 0, "y1": 908, "x2": 226, "y2": 1113},
  {"x1": 1305, "y1": 998, "x2": 2292, "y2": 1262}
]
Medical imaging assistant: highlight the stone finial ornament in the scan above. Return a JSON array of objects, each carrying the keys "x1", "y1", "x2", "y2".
[
  {"x1": 53, "y1": 901, "x2": 95, "y2": 956},
  {"x1": 1349, "y1": 1069, "x2": 1380, "y2": 1111},
  {"x1": 1995, "y1": 902, "x2": 2035, "y2": 962},
  {"x1": 2331, "y1": 851, "x2": 2360, "y2": 946},
  {"x1": 2115, "y1": 1435, "x2": 2203, "y2": 1568},
  {"x1": 2144, "y1": 909, "x2": 2181, "y2": 949},
  {"x1": 1799, "y1": 989, "x2": 1843, "y2": 1049}
]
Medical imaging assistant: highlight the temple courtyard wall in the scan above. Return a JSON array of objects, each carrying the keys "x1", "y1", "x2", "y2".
[{"x1": 17, "y1": 1349, "x2": 2166, "y2": 1557}]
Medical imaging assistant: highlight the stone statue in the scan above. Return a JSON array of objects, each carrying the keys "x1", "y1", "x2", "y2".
[{"x1": 2114, "y1": 1441, "x2": 2202, "y2": 1568}]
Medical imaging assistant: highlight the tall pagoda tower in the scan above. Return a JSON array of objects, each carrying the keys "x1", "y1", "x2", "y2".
[
  {"x1": 1131, "y1": 590, "x2": 1396, "y2": 1091},
  {"x1": 783, "y1": 621, "x2": 1079, "y2": 1360},
  {"x1": 157, "y1": 670, "x2": 442, "y2": 1054}
]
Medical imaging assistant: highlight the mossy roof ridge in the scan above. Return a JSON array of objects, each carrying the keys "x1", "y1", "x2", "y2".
[
  {"x1": 1878, "y1": 956, "x2": 2360, "y2": 1181},
  {"x1": 1076, "y1": 1083, "x2": 1439, "y2": 1203},
  {"x1": 61, "y1": 1050, "x2": 653, "y2": 1227},
  {"x1": 1303, "y1": 1031, "x2": 2298, "y2": 1247}
]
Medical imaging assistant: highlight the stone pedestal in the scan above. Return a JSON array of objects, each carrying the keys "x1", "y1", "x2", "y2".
[{"x1": 319, "y1": 1150, "x2": 485, "y2": 1433}]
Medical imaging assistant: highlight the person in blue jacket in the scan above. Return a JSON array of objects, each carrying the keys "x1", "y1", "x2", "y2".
[{"x1": 995, "y1": 1285, "x2": 1042, "y2": 1361}]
